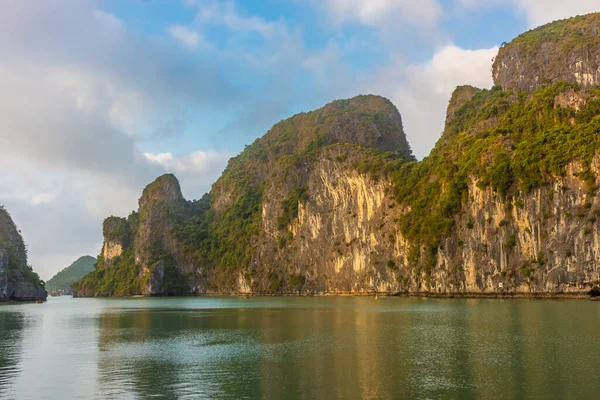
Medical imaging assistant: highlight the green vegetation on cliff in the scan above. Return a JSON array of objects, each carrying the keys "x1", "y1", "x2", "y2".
[
  {"x1": 74, "y1": 82, "x2": 600, "y2": 295},
  {"x1": 379, "y1": 81, "x2": 600, "y2": 270},
  {"x1": 0, "y1": 206, "x2": 46, "y2": 300},
  {"x1": 72, "y1": 248, "x2": 142, "y2": 297},
  {"x1": 497, "y1": 12, "x2": 600, "y2": 53}
]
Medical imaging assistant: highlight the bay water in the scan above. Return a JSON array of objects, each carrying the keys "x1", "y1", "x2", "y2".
[{"x1": 1, "y1": 296, "x2": 599, "y2": 399}]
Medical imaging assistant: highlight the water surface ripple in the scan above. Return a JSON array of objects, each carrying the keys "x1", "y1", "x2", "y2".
[{"x1": 1, "y1": 296, "x2": 599, "y2": 399}]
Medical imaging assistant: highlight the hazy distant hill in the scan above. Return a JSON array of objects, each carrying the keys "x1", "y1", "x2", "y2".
[{"x1": 46, "y1": 256, "x2": 96, "y2": 293}]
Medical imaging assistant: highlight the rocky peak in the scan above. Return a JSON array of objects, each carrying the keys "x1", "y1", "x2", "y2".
[
  {"x1": 260, "y1": 94, "x2": 414, "y2": 160},
  {"x1": 445, "y1": 85, "x2": 482, "y2": 128},
  {"x1": 139, "y1": 174, "x2": 183, "y2": 209},
  {"x1": 134, "y1": 175, "x2": 185, "y2": 282},
  {"x1": 103, "y1": 216, "x2": 132, "y2": 246},
  {"x1": 211, "y1": 94, "x2": 414, "y2": 213},
  {"x1": 493, "y1": 13, "x2": 600, "y2": 91}
]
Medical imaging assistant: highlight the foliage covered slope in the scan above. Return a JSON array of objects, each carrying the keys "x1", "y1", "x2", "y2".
[
  {"x1": 0, "y1": 206, "x2": 46, "y2": 301},
  {"x1": 46, "y1": 256, "x2": 96, "y2": 293},
  {"x1": 377, "y1": 81, "x2": 600, "y2": 271}
]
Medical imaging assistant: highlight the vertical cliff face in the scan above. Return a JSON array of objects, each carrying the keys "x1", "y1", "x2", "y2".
[
  {"x1": 493, "y1": 13, "x2": 600, "y2": 91},
  {"x1": 432, "y1": 161, "x2": 600, "y2": 295},
  {"x1": 0, "y1": 207, "x2": 47, "y2": 301},
  {"x1": 241, "y1": 147, "x2": 600, "y2": 296},
  {"x1": 101, "y1": 217, "x2": 131, "y2": 268},
  {"x1": 134, "y1": 174, "x2": 197, "y2": 295},
  {"x1": 134, "y1": 174, "x2": 182, "y2": 269},
  {"x1": 246, "y1": 146, "x2": 401, "y2": 294},
  {"x1": 0, "y1": 245, "x2": 9, "y2": 299}
]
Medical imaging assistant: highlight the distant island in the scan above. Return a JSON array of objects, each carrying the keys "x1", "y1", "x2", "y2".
[
  {"x1": 46, "y1": 256, "x2": 96, "y2": 296},
  {"x1": 73, "y1": 13, "x2": 600, "y2": 298}
]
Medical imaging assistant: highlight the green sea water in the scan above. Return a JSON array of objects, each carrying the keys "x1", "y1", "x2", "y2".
[{"x1": 1, "y1": 296, "x2": 599, "y2": 399}]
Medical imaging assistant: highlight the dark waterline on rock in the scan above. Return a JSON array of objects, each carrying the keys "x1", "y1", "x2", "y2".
[{"x1": 1, "y1": 296, "x2": 600, "y2": 399}]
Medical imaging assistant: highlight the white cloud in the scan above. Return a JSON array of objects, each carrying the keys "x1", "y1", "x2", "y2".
[
  {"x1": 144, "y1": 150, "x2": 231, "y2": 175},
  {"x1": 514, "y1": 0, "x2": 600, "y2": 27},
  {"x1": 366, "y1": 45, "x2": 498, "y2": 158},
  {"x1": 144, "y1": 151, "x2": 231, "y2": 200},
  {"x1": 168, "y1": 25, "x2": 203, "y2": 49},
  {"x1": 460, "y1": 0, "x2": 600, "y2": 28},
  {"x1": 92, "y1": 9, "x2": 125, "y2": 32},
  {"x1": 193, "y1": 1, "x2": 279, "y2": 37},
  {"x1": 405, "y1": 45, "x2": 497, "y2": 95},
  {"x1": 31, "y1": 193, "x2": 57, "y2": 206},
  {"x1": 323, "y1": 0, "x2": 442, "y2": 28}
]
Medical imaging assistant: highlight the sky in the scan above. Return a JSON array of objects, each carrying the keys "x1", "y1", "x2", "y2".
[{"x1": 1, "y1": 0, "x2": 599, "y2": 280}]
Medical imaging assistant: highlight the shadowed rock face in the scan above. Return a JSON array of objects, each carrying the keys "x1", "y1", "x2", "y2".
[
  {"x1": 134, "y1": 174, "x2": 189, "y2": 290},
  {"x1": 493, "y1": 13, "x2": 600, "y2": 92},
  {"x1": 0, "y1": 207, "x2": 47, "y2": 302}
]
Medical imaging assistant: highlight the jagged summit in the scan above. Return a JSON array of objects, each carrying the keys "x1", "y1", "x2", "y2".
[
  {"x1": 258, "y1": 94, "x2": 414, "y2": 161},
  {"x1": 493, "y1": 12, "x2": 600, "y2": 91},
  {"x1": 139, "y1": 174, "x2": 183, "y2": 207},
  {"x1": 445, "y1": 85, "x2": 482, "y2": 129}
]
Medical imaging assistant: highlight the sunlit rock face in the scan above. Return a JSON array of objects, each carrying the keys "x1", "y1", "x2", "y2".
[{"x1": 237, "y1": 148, "x2": 600, "y2": 296}]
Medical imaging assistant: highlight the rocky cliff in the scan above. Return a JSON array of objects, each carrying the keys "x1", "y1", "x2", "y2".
[
  {"x1": 74, "y1": 13, "x2": 600, "y2": 298},
  {"x1": 0, "y1": 207, "x2": 47, "y2": 301},
  {"x1": 493, "y1": 13, "x2": 600, "y2": 91}
]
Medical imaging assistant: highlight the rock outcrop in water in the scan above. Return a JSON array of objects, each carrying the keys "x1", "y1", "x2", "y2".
[
  {"x1": 74, "y1": 13, "x2": 600, "y2": 298},
  {"x1": 0, "y1": 207, "x2": 47, "y2": 302}
]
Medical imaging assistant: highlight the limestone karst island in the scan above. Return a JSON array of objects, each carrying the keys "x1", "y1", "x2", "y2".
[
  {"x1": 71, "y1": 13, "x2": 600, "y2": 298},
  {"x1": 3, "y1": 6, "x2": 600, "y2": 399}
]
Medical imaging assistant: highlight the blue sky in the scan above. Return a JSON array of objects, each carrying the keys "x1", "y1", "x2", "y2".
[
  {"x1": 0, "y1": 0, "x2": 598, "y2": 279},
  {"x1": 101, "y1": 0, "x2": 525, "y2": 156}
]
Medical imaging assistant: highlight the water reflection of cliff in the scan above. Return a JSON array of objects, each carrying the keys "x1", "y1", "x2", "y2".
[
  {"x1": 93, "y1": 299, "x2": 600, "y2": 400},
  {"x1": 0, "y1": 311, "x2": 24, "y2": 398},
  {"x1": 94, "y1": 299, "x2": 415, "y2": 399}
]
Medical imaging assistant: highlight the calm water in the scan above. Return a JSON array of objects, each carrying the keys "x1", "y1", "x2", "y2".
[{"x1": 1, "y1": 296, "x2": 599, "y2": 400}]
